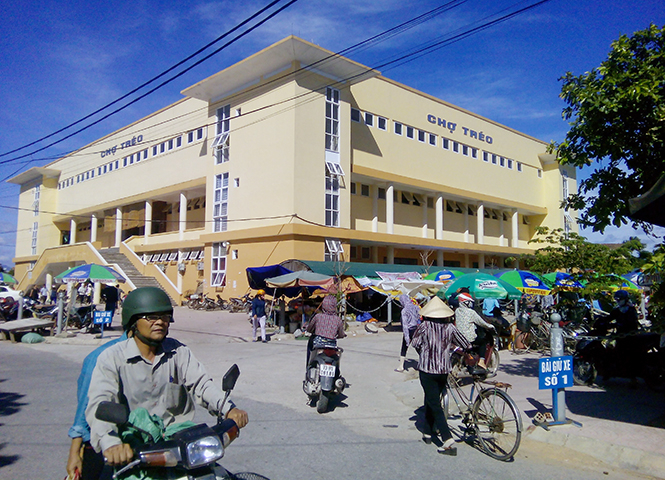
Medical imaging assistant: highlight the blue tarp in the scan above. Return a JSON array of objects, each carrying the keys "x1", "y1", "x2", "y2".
[{"x1": 246, "y1": 264, "x2": 305, "y2": 298}]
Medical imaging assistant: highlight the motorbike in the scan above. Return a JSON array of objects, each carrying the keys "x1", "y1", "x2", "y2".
[
  {"x1": 95, "y1": 364, "x2": 269, "y2": 480},
  {"x1": 303, "y1": 341, "x2": 346, "y2": 413},
  {"x1": 450, "y1": 333, "x2": 500, "y2": 379},
  {"x1": 0, "y1": 296, "x2": 18, "y2": 321},
  {"x1": 573, "y1": 330, "x2": 665, "y2": 391}
]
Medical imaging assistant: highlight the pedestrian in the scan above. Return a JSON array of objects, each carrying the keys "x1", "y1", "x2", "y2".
[
  {"x1": 51, "y1": 284, "x2": 58, "y2": 304},
  {"x1": 101, "y1": 284, "x2": 119, "y2": 318},
  {"x1": 252, "y1": 289, "x2": 267, "y2": 343},
  {"x1": 410, "y1": 296, "x2": 471, "y2": 455},
  {"x1": 85, "y1": 282, "x2": 93, "y2": 304},
  {"x1": 39, "y1": 284, "x2": 49, "y2": 304},
  {"x1": 395, "y1": 294, "x2": 421, "y2": 372}
]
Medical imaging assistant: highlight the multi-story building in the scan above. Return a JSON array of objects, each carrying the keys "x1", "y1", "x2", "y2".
[{"x1": 9, "y1": 36, "x2": 576, "y2": 302}]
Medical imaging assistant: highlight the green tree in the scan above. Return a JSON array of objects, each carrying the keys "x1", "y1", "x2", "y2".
[{"x1": 551, "y1": 24, "x2": 665, "y2": 234}]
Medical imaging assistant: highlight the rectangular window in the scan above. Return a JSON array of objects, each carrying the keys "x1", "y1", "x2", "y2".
[
  {"x1": 211, "y1": 243, "x2": 227, "y2": 287},
  {"x1": 442, "y1": 138, "x2": 449, "y2": 150},
  {"x1": 31, "y1": 221, "x2": 38, "y2": 255},
  {"x1": 350, "y1": 182, "x2": 356, "y2": 195},
  {"x1": 152, "y1": 146, "x2": 158, "y2": 156},
  {"x1": 214, "y1": 105, "x2": 231, "y2": 164},
  {"x1": 429, "y1": 133, "x2": 436, "y2": 146},
  {"x1": 394, "y1": 122, "x2": 403, "y2": 135},
  {"x1": 197, "y1": 127, "x2": 205, "y2": 140},
  {"x1": 176, "y1": 136, "x2": 182, "y2": 148},
  {"x1": 365, "y1": 112, "x2": 373, "y2": 127},
  {"x1": 377, "y1": 117, "x2": 387, "y2": 130},
  {"x1": 213, "y1": 173, "x2": 229, "y2": 232},
  {"x1": 33, "y1": 184, "x2": 40, "y2": 216},
  {"x1": 538, "y1": 169, "x2": 542, "y2": 178},
  {"x1": 471, "y1": 148, "x2": 478, "y2": 159},
  {"x1": 168, "y1": 139, "x2": 174, "y2": 151},
  {"x1": 500, "y1": 156, "x2": 505, "y2": 167},
  {"x1": 188, "y1": 131, "x2": 194, "y2": 143},
  {"x1": 418, "y1": 130, "x2": 426, "y2": 142},
  {"x1": 115, "y1": 160, "x2": 119, "y2": 169},
  {"x1": 325, "y1": 87, "x2": 340, "y2": 152},
  {"x1": 507, "y1": 159, "x2": 513, "y2": 169},
  {"x1": 491, "y1": 154, "x2": 498, "y2": 165},
  {"x1": 483, "y1": 151, "x2": 489, "y2": 162},
  {"x1": 351, "y1": 108, "x2": 361, "y2": 122},
  {"x1": 361, "y1": 246, "x2": 371, "y2": 259},
  {"x1": 325, "y1": 173, "x2": 340, "y2": 227},
  {"x1": 517, "y1": 162, "x2": 523, "y2": 172},
  {"x1": 406, "y1": 126, "x2": 414, "y2": 139},
  {"x1": 160, "y1": 143, "x2": 165, "y2": 153},
  {"x1": 325, "y1": 161, "x2": 345, "y2": 177},
  {"x1": 324, "y1": 239, "x2": 343, "y2": 262},
  {"x1": 462, "y1": 145, "x2": 469, "y2": 156},
  {"x1": 378, "y1": 187, "x2": 386, "y2": 200},
  {"x1": 361, "y1": 184, "x2": 370, "y2": 197},
  {"x1": 452, "y1": 142, "x2": 459, "y2": 153}
]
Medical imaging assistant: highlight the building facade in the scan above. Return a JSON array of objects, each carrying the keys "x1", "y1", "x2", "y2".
[{"x1": 10, "y1": 36, "x2": 577, "y2": 302}]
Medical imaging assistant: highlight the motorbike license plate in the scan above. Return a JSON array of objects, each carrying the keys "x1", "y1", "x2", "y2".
[{"x1": 319, "y1": 364, "x2": 336, "y2": 377}]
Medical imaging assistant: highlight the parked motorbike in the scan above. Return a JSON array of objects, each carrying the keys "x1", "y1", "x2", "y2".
[
  {"x1": 0, "y1": 296, "x2": 18, "y2": 321},
  {"x1": 303, "y1": 343, "x2": 346, "y2": 413},
  {"x1": 573, "y1": 331, "x2": 665, "y2": 391},
  {"x1": 95, "y1": 364, "x2": 268, "y2": 480}
]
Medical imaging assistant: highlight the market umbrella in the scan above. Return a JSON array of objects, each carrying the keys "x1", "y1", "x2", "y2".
[
  {"x1": 423, "y1": 269, "x2": 464, "y2": 284},
  {"x1": 542, "y1": 272, "x2": 584, "y2": 290},
  {"x1": 494, "y1": 270, "x2": 550, "y2": 295},
  {"x1": 55, "y1": 264, "x2": 126, "y2": 283},
  {"x1": 439, "y1": 272, "x2": 523, "y2": 300},
  {"x1": 264, "y1": 271, "x2": 333, "y2": 289},
  {"x1": 0, "y1": 272, "x2": 17, "y2": 284},
  {"x1": 603, "y1": 274, "x2": 641, "y2": 291}
]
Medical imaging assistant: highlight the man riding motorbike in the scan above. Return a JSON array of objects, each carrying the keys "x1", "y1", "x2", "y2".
[
  {"x1": 85, "y1": 287, "x2": 248, "y2": 468},
  {"x1": 592, "y1": 290, "x2": 639, "y2": 336},
  {"x1": 454, "y1": 293, "x2": 496, "y2": 370}
]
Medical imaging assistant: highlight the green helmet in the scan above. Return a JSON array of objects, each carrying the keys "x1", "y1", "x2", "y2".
[{"x1": 122, "y1": 287, "x2": 173, "y2": 331}]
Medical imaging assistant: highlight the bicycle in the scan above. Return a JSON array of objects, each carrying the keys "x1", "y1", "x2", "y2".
[{"x1": 443, "y1": 369, "x2": 523, "y2": 461}]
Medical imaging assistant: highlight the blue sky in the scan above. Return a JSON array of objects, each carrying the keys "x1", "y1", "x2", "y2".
[{"x1": 0, "y1": 0, "x2": 664, "y2": 268}]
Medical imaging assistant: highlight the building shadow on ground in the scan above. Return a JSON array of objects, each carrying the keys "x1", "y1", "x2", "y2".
[
  {"x1": 0, "y1": 382, "x2": 25, "y2": 469},
  {"x1": 499, "y1": 354, "x2": 540, "y2": 377}
]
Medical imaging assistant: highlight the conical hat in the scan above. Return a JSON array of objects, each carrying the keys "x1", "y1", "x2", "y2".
[{"x1": 420, "y1": 296, "x2": 454, "y2": 318}]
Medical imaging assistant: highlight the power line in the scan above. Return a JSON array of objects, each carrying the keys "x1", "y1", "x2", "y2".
[{"x1": 0, "y1": 0, "x2": 299, "y2": 165}]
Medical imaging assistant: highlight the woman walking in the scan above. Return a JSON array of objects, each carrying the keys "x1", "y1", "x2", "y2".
[
  {"x1": 410, "y1": 296, "x2": 471, "y2": 455},
  {"x1": 395, "y1": 294, "x2": 421, "y2": 372}
]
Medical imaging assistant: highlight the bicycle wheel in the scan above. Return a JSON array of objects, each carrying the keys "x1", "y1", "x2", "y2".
[{"x1": 472, "y1": 388, "x2": 522, "y2": 461}]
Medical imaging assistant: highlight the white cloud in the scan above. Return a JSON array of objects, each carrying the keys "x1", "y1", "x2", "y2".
[{"x1": 580, "y1": 224, "x2": 665, "y2": 251}]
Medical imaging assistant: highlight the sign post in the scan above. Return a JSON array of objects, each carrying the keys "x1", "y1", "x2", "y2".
[
  {"x1": 536, "y1": 313, "x2": 582, "y2": 428},
  {"x1": 93, "y1": 310, "x2": 113, "y2": 338}
]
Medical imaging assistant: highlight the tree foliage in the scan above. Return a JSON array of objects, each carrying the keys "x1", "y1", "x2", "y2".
[{"x1": 551, "y1": 24, "x2": 665, "y2": 233}]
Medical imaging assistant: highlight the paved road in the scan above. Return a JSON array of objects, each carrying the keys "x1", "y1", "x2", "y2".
[{"x1": 0, "y1": 308, "x2": 658, "y2": 479}]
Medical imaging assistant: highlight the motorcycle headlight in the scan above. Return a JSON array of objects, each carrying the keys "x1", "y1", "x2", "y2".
[{"x1": 185, "y1": 435, "x2": 224, "y2": 468}]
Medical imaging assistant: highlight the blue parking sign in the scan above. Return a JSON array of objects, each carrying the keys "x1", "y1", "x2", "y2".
[
  {"x1": 539, "y1": 355, "x2": 573, "y2": 389},
  {"x1": 94, "y1": 310, "x2": 113, "y2": 325}
]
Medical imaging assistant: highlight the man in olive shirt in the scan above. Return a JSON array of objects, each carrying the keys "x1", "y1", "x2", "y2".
[{"x1": 86, "y1": 287, "x2": 248, "y2": 466}]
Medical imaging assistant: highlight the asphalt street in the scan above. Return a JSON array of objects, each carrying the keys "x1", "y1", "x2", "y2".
[{"x1": 0, "y1": 308, "x2": 661, "y2": 480}]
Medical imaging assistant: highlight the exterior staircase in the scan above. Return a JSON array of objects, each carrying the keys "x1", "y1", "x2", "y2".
[{"x1": 98, "y1": 247, "x2": 177, "y2": 305}]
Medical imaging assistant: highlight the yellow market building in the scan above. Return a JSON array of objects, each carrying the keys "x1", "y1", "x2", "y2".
[{"x1": 9, "y1": 36, "x2": 576, "y2": 303}]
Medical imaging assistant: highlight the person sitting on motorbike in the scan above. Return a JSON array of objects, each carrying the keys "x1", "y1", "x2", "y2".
[
  {"x1": 454, "y1": 293, "x2": 496, "y2": 370},
  {"x1": 592, "y1": 290, "x2": 639, "y2": 336},
  {"x1": 305, "y1": 295, "x2": 346, "y2": 368},
  {"x1": 481, "y1": 297, "x2": 510, "y2": 335},
  {"x1": 85, "y1": 287, "x2": 249, "y2": 468}
]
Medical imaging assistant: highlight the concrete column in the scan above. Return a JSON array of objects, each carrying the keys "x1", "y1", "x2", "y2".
[
  {"x1": 499, "y1": 210, "x2": 505, "y2": 246},
  {"x1": 90, "y1": 214, "x2": 98, "y2": 243},
  {"x1": 477, "y1": 204, "x2": 484, "y2": 244},
  {"x1": 115, "y1": 207, "x2": 122, "y2": 247},
  {"x1": 386, "y1": 184, "x2": 394, "y2": 235},
  {"x1": 179, "y1": 192, "x2": 187, "y2": 241},
  {"x1": 387, "y1": 245, "x2": 395, "y2": 264},
  {"x1": 464, "y1": 253, "x2": 470, "y2": 268},
  {"x1": 371, "y1": 246, "x2": 379, "y2": 263},
  {"x1": 145, "y1": 200, "x2": 152, "y2": 241},
  {"x1": 437, "y1": 250, "x2": 444, "y2": 267},
  {"x1": 512, "y1": 210, "x2": 519, "y2": 248},
  {"x1": 435, "y1": 195, "x2": 443, "y2": 240},
  {"x1": 372, "y1": 185, "x2": 378, "y2": 233},
  {"x1": 479, "y1": 253, "x2": 485, "y2": 269},
  {"x1": 177, "y1": 251, "x2": 184, "y2": 292},
  {"x1": 422, "y1": 196, "x2": 429, "y2": 238},
  {"x1": 93, "y1": 282, "x2": 101, "y2": 304},
  {"x1": 70, "y1": 219, "x2": 77, "y2": 244},
  {"x1": 463, "y1": 203, "x2": 469, "y2": 243},
  {"x1": 45, "y1": 273, "x2": 52, "y2": 294}
]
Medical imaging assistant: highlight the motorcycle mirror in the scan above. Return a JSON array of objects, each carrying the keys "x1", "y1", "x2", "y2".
[
  {"x1": 96, "y1": 401, "x2": 129, "y2": 425},
  {"x1": 222, "y1": 364, "x2": 240, "y2": 392}
]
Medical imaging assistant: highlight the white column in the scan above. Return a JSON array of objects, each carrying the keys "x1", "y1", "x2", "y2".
[
  {"x1": 476, "y1": 204, "x2": 484, "y2": 244},
  {"x1": 435, "y1": 195, "x2": 443, "y2": 240},
  {"x1": 422, "y1": 196, "x2": 429, "y2": 238},
  {"x1": 145, "y1": 200, "x2": 152, "y2": 242},
  {"x1": 372, "y1": 185, "x2": 378, "y2": 233},
  {"x1": 70, "y1": 219, "x2": 77, "y2": 244},
  {"x1": 479, "y1": 253, "x2": 485, "y2": 269},
  {"x1": 93, "y1": 283, "x2": 102, "y2": 304},
  {"x1": 177, "y1": 251, "x2": 184, "y2": 292},
  {"x1": 386, "y1": 184, "x2": 394, "y2": 234},
  {"x1": 499, "y1": 210, "x2": 505, "y2": 247},
  {"x1": 463, "y1": 203, "x2": 469, "y2": 243},
  {"x1": 115, "y1": 207, "x2": 122, "y2": 247},
  {"x1": 179, "y1": 192, "x2": 187, "y2": 241},
  {"x1": 512, "y1": 210, "x2": 519, "y2": 248},
  {"x1": 90, "y1": 214, "x2": 98, "y2": 243},
  {"x1": 437, "y1": 250, "x2": 444, "y2": 267},
  {"x1": 387, "y1": 245, "x2": 395, "y2": 264}
]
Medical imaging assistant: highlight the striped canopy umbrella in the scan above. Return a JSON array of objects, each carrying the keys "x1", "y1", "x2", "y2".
[
  {"x1": 440, "y1": 272, "x2": 523, "y2": 300},
  {"x1": 423, "y1": 269, "x2": 464, "y2": 284},
  {"x1": 55, "y1": 264, "x2": 126, "y2": 283},
  {"x1": 542, "y1": 272, "x2": 584, "y2": 290},
  {"x1": 0, "y1": 272, "x2": 17, "y2": 284},
  {"x1": 494, "y1": 270, "x2": 550, "y2": 295}
]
